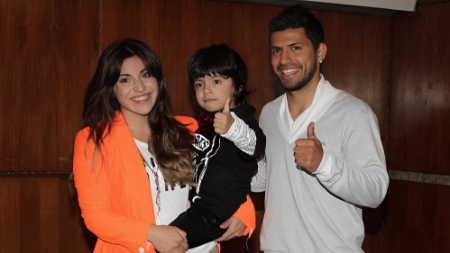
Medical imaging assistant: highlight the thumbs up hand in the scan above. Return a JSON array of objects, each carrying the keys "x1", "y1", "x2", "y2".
[
  {"x1": 214, "y1": 98, "x2": 234, "y2": 134},
  {"x1": 293, "y1": 122, "x2": 323, "y2": 173}
]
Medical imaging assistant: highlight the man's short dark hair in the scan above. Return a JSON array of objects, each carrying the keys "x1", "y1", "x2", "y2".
[{"x1": 269, "y1": 5, "x2": 325, "y2": 50}]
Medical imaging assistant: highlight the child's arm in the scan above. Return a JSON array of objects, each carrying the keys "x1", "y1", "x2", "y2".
[{"x1": 221, "y1": 112, "x2": 260, "y2": 157}]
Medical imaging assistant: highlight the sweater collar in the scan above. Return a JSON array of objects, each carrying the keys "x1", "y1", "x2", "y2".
[{"x1": 277, "y1": 74, "x2": 340, "y2": 144}]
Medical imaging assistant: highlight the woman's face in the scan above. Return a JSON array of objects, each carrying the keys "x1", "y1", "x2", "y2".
[{"x1": 113, "y1": 56, "x2": 159, "y2": 120}]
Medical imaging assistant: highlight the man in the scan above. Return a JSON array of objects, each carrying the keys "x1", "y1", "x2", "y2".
[{"x1": 251, "y1": 5, "x2": 389, "y2": 252}]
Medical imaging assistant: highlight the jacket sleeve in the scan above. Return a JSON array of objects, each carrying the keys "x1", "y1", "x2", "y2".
[
  {"x1": 232, "y1": 195, "x2": 256, "y2": 237},
  {"x1": 175, "y1": 115, "x2": 199, "y2": 135},
  {"x1": 73, "y1": 129, "x2": 155, "y2": 252}
]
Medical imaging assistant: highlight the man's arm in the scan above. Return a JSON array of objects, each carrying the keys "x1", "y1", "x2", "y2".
[
  {"x1": 295, "y1": 111, "x2": 389, "y2": 208},
  {"x1": 316, "y1": 112, "x2": 389, "y2": 208},
  {"x1": 251, "y1": 158, "x2": 267, "y2": 193}
]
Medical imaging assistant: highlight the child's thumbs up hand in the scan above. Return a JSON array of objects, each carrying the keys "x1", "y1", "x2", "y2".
[{"x1": 214, "y1": 98, "x2": 234, "y2": 134}]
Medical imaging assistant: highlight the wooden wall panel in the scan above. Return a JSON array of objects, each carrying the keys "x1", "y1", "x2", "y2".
[
  {"x1": 318, "y1": 11, "x2": 391, "y2": 143},
  {"x1": 157, "y1": 0, "x2": 211, "y2": 117},
  {"x1": 208, "y1": 3, "x2": 283, "y2": 118},
  {"x1": 0, "y1": 0, "x2": 99, "y2": 172},
  {"x1": 383, "y1": 2, "x2": 450, "y2": 252},
  {"x1": 0, "y1": 178, "x2": 20, "y2": 252},
  {"x1": 0, "y1": 0, "x2": 99, "y2": 252},
  {"x1": 0, "y1": 177, "x2": 94, "y2": 253},
  {"x1": 389, "y1": 3, "x2": 450, "y2": 174},
  {"x1": 384, "y1": 180, "x2": 450, "y2": 252},
  {"x1": 101, "y1": 0, "x2": 163, "y2": 53}
]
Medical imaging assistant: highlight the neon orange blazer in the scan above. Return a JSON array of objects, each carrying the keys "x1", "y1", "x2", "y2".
[{"x1": 73, "y1": 112, "x2": 255, "y2": 253}]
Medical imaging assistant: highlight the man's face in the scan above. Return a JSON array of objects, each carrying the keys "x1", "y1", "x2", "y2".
[{"x1": 270, "y1": 28, "x2": 320, "y2": 91}]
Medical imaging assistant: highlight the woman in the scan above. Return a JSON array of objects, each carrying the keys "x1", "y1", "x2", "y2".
[{"x1": 73, "y1": 39, "x2": 254, "y2": 253}]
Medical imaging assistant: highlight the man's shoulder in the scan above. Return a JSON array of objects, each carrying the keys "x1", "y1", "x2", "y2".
[
  {"x1": 261, "y1": 94, "x2": 284, "y2": 115},
  {"x1": 337, "y1": 91, "x2": 371, "y2": 108},
  {"x1": 330, "y1": 90, "x2": 375, "y2": 120}
]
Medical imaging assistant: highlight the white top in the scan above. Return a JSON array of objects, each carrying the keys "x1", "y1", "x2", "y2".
[
  {"x1": 252, "y1": 75, "x2": 389, "y2": 252},
  {"x1": 135, "y1": 139, "x2": 216, "y2": 253}
]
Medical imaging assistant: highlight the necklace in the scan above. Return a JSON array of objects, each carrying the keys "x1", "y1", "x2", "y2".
[{"x1": 141, "y1": 156, "x2": 161, "y2": 216}]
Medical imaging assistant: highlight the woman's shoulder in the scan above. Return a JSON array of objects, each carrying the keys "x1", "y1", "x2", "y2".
[{"x1": 175, "y1": 115, "x2": 198, "y2": 135}]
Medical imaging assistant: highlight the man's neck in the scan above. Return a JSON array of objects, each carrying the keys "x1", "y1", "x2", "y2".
[{"x1": 286, "y1": 74, "x2": 321, "y2": 121}]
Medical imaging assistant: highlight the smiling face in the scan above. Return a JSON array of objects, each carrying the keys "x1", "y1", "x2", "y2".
[
  {"x1": 271, "y1": 28, "x2": 325, "y2": 92},
  {"x1": 194, "y1": 74, "x2": 235, "y2": 112},
  {"x1": 113, "y1": 56, "x2": 159, "y2": 121}
]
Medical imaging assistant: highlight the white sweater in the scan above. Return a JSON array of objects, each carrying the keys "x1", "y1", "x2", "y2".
[{"x1": 252, "y1": 76, "x2": 389, "y2": 252}]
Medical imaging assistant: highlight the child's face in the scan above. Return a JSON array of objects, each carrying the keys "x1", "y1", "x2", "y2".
[{"x1": 194, "y1": 74, "x2": 235, "y2": 112}]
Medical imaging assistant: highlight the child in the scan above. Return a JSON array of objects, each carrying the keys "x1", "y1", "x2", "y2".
[{"x1": 170, "y1": 44, "x2": 266, "y2": 248}]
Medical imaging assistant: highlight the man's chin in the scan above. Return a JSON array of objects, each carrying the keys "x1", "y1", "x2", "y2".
[{"x1": 281, "y1": 80, "x2": 303, "y2": 91}]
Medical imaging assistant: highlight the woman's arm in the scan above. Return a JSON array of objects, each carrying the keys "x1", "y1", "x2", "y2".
[
  {"x1": 216, "y1": 195, "x2": 255, "y2": 241},
  {"x1": 75, "y1": 129, "x2": 191, "y2": 252},
  {"x1": 73, "y1": 130, "x2": 153, "y2": 251},
  {"x1": 147, "y1": 225, "x2": 188, "y2": 253}
]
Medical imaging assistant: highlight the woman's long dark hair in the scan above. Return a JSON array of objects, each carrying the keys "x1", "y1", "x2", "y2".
[{"x1": 82, "y1": 39, "x2": 193, "y2": 186}]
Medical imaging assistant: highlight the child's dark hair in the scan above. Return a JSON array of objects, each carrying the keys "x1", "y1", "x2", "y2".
[
  {"x1": 269, "y1": 5, "x2": 324, "y2": 50},
  {"x1": 187, "y1": 44, "x2": 250, "y2": 108}
]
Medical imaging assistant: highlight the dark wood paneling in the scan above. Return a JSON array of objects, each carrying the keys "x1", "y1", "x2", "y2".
[
  {"x1": 389, "y1": 3, "x2": 450, "y2": 174},
  {"x1": 101, "y1": 0, "x2": 163, "y2": 53},
  {"x1": 0, "y1": 177, "x2": 20, "y2": 252},
  {"x1": 208, "y1": 3, "x2": 283, "y2": 118},
  {"x1": 0, "y1": 177, "x2": 94, "y2": 253},
  {"x1": 318, "y1": 11, "x2": 391, "y2": 144},
  {"x1": 158, "y1": 0, "x2": 210, "y2": 117},
  {"x1": 0, "y1": 0, "x2": 99, "y2": 172},
  {"x1": 0, "y1": 0, "x2": 99, "y2": 252},
  {"x1": 383, "y1": 2, "x2": 450, "y2": 252},
  {"x1": 384, "y1": 180, "x2": 450, "y2": 252}
]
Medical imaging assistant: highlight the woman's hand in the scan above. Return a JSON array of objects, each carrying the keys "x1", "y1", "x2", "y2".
[
  {"x1": 147, "y1": 225, "x2": 188, "y2": 253},
  {"x1": 215, "y1": 216, "x2": 246, "y2": 242}
]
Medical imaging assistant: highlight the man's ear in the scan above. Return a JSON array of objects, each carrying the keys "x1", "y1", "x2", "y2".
[{"x1": 317, "y1": 43, "x2": 327, "y2": 63}]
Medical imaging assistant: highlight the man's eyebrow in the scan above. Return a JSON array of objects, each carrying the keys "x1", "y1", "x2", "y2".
[
  {"x1": 288, "y1": 42, "x2": 303, "y2": 47},
  {"x1": 270, "y1": 42, "x2": 304, "y2": 48}
]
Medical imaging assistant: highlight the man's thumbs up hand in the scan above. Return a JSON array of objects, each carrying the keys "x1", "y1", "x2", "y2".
[{"x1": 293, "y1": 122, "x2": 323, "y2": 173}]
